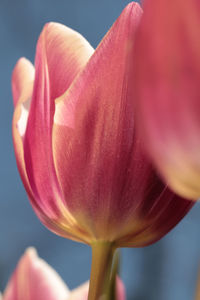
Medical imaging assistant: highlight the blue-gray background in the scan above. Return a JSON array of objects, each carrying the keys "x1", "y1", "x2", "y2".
[{"x1": 1, "y1": 1, "x2": 200, "y2": 299}]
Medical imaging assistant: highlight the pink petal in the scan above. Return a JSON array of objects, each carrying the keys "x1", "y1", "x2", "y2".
[
  {"x1": 116, "y1": 277, "x2": 126, "y2": 300},
  {"x1": 52, "y1": 2, "x2": 193, "y2": 245},
  {"x1": 24, "y1": 23, "x2": 94, "y2": 216},
  {"x1": 68, "y1": 282, "x2": 89, "y2": 300},
  {"x1": 3, "y1": 248, "x2": 69, "y2": 300},
  {"x1": 53, "y1": 2, "x2": 143, "y2": 240},
  {"x1": 134, "y1": 0, "x2": 200, "y2": 199},
  {"x1": 12, "y1": 58, "x2": 35, "y2": 107},
  {"x1": 12, "y1": 59, "x2": 35, "y2": 202},
  {"x1": 12, "y1": 23, "x2": 94, "y2": 242}
]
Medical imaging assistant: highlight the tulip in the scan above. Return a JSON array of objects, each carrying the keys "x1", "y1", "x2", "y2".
[
  {"x1": 134, "y1": 0, "x2": 200, "y2": 200},
  {"x1": 2, "y1": 248, "x2": 125, "y2": 300},
  {"x1": 3, "y1": 248, "x2": 69, "y2": 300},
  {"x1": 12, "y1": 2, "x2": 193, "y2": 299}
]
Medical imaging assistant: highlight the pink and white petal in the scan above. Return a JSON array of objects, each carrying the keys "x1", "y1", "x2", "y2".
[
  {"x1": 12, "y1": 58, "x2": 35, "y2": 107},
  {"x1": 12, "y1": 112, "x2": 35, "y2": 201},
  {"x1": 37, "y1": 22, "x2": 94, "y2": 101},
  {"x1": 3, "y1": 248, "x2": 69, "y2": 300},
  {"x1": 134, "y1": 0, "x2": 200, "y2": 199},
  {"x1": 12, "y1": 57, "x2": 93, "y2": 242},
  {"x1": 52, "y1": 3, "x2": 143, "y2": 238},
  {"x1": 12, "y1": 59, "x2": 35, "y2": 201},
  {"x1": 13, "y1": 105, "x2": 87, "y2": 242},
  {"x1": 116, "y1": 277, "x2": 126, "y2": 300},
  {"x1": 68, "y1": 281, "x2": 89, "y2": 300},
  {"x1": 23, "y1": 22, "x2": 94, "y2": 219}
]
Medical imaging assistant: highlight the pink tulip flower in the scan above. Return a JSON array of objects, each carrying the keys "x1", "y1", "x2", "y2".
[
  {"x1": 134, "y1": 0, "x2": 200, "y2": 200},
  {"x1": 12, "y1": 2, "x2": 193, "y2": 248},
  {"x1": 2, "y1": 248, "x2": 125, "y2": 300}
]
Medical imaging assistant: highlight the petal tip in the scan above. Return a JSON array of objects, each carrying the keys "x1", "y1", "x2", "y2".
[
  {"x1": 124, "y1": 1, "x2": 143, "y2": 14},
  {"x1": 12, "y1": 57, "x2": 34, "y2": 78},
  {"x1": 24, "y1": 247, "x2": 38, "y2": 258},
  {"x1": 12, "y1": 57, "x2": 34, "y2": 106}
]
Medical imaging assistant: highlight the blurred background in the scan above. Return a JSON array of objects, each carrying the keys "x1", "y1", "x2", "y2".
[{"x1": 1, "y1": 0, "x2": 200, "y2": 299}]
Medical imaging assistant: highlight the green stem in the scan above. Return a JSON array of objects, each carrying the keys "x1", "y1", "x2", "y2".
[{"x1": 88, "y1": 241, "x2": 116, "y2": 300}]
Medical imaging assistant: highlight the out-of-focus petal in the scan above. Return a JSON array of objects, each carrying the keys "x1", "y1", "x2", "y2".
[
  {"x1": 68, "y1": 282, "x2": 89, "y2": 300},
  {"x1": 134, "y1": 0, "x2": 200, "y2": 199},
  {"x1": 116, "y1": 277, "x2": 126, "y2": 300},
  {"x1": 3, "y1": 248, "x2": 69, "y2": 300}
]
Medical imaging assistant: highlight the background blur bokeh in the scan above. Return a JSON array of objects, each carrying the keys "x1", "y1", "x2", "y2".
[{"x1": 1, "y1": 1, "x2": 200, "y2": 299}]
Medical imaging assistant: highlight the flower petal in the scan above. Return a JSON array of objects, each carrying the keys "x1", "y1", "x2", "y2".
[
  {"x1": 3, "y1": 248, "x2": 69, "y2": 300},
  {"x1": 22, "y1": 23, "x2": 94, "y2": 224},
  {"x1": 68, "y1": 282, "x2": 89, "y2": 300},
  {"x1": 134, "y1": 0, "x2": 200, "y2": 199},
  {"x1": 116, "y1": 277, "x2": 126, "y2": 300},
  {"x1": 12, "y1": 58, "x2": 35, "y2": 202},
  {"x1": 52, "y1": 3, "x2": 147, "y2": 240},
  {"x1": 12, "y1": 57, "x2": 35, "y2": 107}
]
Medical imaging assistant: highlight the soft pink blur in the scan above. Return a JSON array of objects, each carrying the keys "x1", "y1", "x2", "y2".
[
  {"x1": 3, "y1": 248, "x2": 69, "y2": 300},
  {"x1": 2, "y1": 248, "x2": 125, "y2": 300},
  {"x1": 134, "y1": 0, "x2": 200, "y2": 200}
]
